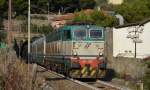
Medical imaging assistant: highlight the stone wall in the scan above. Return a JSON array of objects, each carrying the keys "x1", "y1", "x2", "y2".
[{"x1": 111, "y1": 57, "x2": 146, "y2": 79}]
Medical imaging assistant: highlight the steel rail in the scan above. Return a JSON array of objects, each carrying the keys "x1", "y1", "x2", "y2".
[{"x1": 38, "y1": 65, "x2": 129, "y2": 90}]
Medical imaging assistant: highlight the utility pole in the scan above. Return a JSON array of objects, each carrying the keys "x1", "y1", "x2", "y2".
[
  {"x1": 47, "y1": 2, "x2": 50, "y2": 24},
  {"x1": 134, "y1": 29, "x2": 137, "y2": 58},
  {"x1": 8, "y1": 0, "x2": 12, "y2": 47},
  {"x1": 28, "y1": 0, "x2": 31, "y2": 58}
]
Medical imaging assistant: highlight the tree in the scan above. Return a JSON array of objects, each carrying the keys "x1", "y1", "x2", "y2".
[
  {"x1": 79, "y1": 0, "x2": 96, "y2": 9},
  {"x1": 13, "y1": 0, "x2": 28, "y2": 16},
  {"x1": 0, "y1": 0, "x2": 96, "y2": 19},
  {"x1": 91, "y1": 10, "x2": 117, "y2": 27},
  {"x1": 115, "y1": 0, "x2": 150, "y2": 23},
  {"x1": 0, "y1": 0, "x2": 7, "y2": 18},
  {"x1": 50, "y1": 0, "x2": 95, "y2": 13},
  {"x1": 31, "y1": 0, "x2": 48, "y2": 14},
  {"x1": 0, "y1": 30, "x2": 7, "y2": 42}
]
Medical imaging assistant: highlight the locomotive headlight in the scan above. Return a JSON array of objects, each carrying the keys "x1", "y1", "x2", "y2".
[
  {"x1": 99, "y1": 52, "x2": 103, "y2": 56},
  {"x1": 72, "y1": 50, "x2": 78, "y2": 56},
  {"x1": 73, "y1": 52, "x2": 77, "y2": 56},
  {"x1": 98, "y1": 48, "x2": 104, "y2": 56}
]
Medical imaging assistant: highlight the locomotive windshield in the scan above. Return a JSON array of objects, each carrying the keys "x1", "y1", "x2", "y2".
[
  {"x1": 90, "y1": 30, "x2": 103, "y2": 39},
  {"x1": 64, "y1": 30, "x2": 71, "y2": 40},
  {"x1": 73, "y1": 30, "x2": 86, "y2": 40}
]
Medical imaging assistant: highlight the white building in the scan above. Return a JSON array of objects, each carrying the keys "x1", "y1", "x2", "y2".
[
  {"x1": 108, "y1": 0, "x2": 123, "y2": 5},
  {"x1": 113, "y1": 19, "x2": 150, "y2": 59}
]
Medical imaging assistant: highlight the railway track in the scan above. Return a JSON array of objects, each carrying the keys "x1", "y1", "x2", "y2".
[
  {"x1": 49, "y1": 71, "x2": 116, "y2": 90},
  {"x1": 36, "y1": 65, "x2": 131, "y2": 90},
  {"x1": 86, "y1": 80, "x2": 132, "y2": 90}
]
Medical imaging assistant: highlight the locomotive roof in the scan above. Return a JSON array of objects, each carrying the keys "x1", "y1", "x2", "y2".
[
  {"x1": 31, "y1": 36, "x2": 45, "y2": 45},
  {"x1": 59, "y1": 25, "x2": 104, "y2": 31}
]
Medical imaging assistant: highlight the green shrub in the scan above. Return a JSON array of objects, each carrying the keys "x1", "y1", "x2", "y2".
[
  {"x1": 0, "y1": 18, "x2": 3, "y2": 29},
  {"x1": 144, "y1": 61, "x2": 150, "y2": 90},
  {"x1": 0, "y1": 75, "x2": 5, "y2": 90},
  {"x1": 73, "y1": 10, "x2": 117, "y2": 27},
  {"x1": 31, "y1": 24, "x2": 53, "y2": 35},
  {"x1": 0, "y1": 30, "x2": 7, "y2": 42},
  {"x1": 31, "y1": 15, "x2": 47, "y2": 20}
]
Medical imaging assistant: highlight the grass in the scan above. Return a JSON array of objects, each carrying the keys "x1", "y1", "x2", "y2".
[
  {"x1": 144, "y1": 60, "x2": 150, "y2": 90},
  {"x1": 0, "y1": 48, "x2": 33, "y2": 90}
]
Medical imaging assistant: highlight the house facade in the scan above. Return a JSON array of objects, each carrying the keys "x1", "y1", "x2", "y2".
[{"x1": 113, "y1": 19, "x2": 150, "y2": 59}]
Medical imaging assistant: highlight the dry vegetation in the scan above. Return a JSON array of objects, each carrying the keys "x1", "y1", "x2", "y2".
[{"x1": 0, "y1": 48, "x2": 33, "y2": 90}]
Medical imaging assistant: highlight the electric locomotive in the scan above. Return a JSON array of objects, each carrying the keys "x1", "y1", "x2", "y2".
[{"x1": 30, "y1": 24, "x2": 106, "y2": 79}]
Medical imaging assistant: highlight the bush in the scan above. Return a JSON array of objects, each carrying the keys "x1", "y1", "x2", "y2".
[
  {"x1": 31, "y1": 15, "x2": 47, "y2": 20},
  {"x1": 16, "y1": 15, "x2": 27, "y2": 20},
  {"x1": 144, "y1": 61, "x2": 150, "y2": 90},
  {"x1": 0, "y1": 30, "x2": 7, "y2": 42},
  {"x1": 0, "y1": 18, "x2": 3, "y2": 29},
  {"x1": 73, "y1": 10, "x2": 117, "y2": 27},
  {"x1": 0, "y1": 18, "x2": 6, "y2": 42},
  {"x1": 73, "y1": 11, "x2": 92, "y2": 22},
  {"x1": 31, "y1": 24, "x2": 53, "y2": 35},
  {"x1": 0, "y1": 74, "x2": 5, "y2": 90}
]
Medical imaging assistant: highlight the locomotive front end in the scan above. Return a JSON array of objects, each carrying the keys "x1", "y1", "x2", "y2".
[{"x1": 68, "y1": 26, "x2": 106, "y2": 78}]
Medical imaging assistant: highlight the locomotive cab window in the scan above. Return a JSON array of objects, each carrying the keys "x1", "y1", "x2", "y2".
[
  {"x1": 73, "y1": 30, "x2": 86, "y2": 40},
  {"x1": 63, "y1": 30, "x2": 71, "y2": 40},
  {"x1": 90, "y1": 30, "x2": 103, "y2": 39}
]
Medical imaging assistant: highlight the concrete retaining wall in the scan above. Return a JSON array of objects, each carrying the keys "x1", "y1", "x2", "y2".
[
  {"x1": 111, "y1": 57, "x2": 146, "y2": 80},
  {"x1": 105, "y1": 28, "x2": 146, "y2": 80}
]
